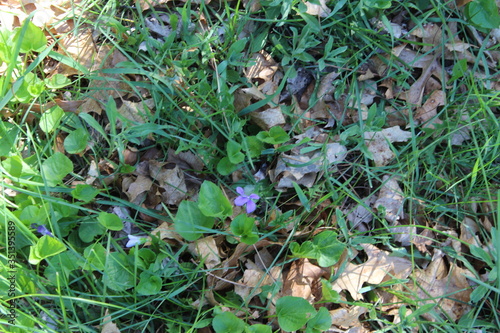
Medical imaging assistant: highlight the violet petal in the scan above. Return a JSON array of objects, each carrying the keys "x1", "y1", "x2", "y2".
[
  {"x1": 246, "y1": 200, "x2": 257, "y2": 214},
  {"x1": 234, "y1": 196, "x2": 249, "y2": 206},
  {"x1": 236, "y1": 187, "x2": 246, "y2": 196}
]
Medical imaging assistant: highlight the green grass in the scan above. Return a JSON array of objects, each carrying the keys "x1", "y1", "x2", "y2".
[{"x1": 1, "y1": 0, "x2": 500, "y2": 332}]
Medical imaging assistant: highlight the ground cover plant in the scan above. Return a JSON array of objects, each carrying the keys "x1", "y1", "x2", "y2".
[{"x1": 1, "y1": 0, "x2": 500, "y2": 331}]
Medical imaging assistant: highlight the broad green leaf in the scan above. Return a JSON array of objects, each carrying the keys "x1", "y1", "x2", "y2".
[
  {"x1": 45, "y1": 74, "x2": 71, "y2": 89},
  {"x1": 136, "y1": 271, "x2": 162, "y2": 295},
  {"x1": 82, "y1": 243, "x2": 106, "y2": 271},
  {"x1": 44, "y1": 251, "x2": 80, "y2": 285},
  {"x1": 64, "y1": 128, "x2": 89, "y2": 154},
  {"x1": 465, "y1": 0, "x2": 500, "y2": 29},
  {"x1": 244, "y1": 135, "x2": 264, "y2": 158},
  {"x1": 175, "y1": 200, "x2": 215, "y2": 241},
  {"x1": 79, "y1": 220, "x2": 106, "y2": 243},
  {"x1": 212, "y1": 312, "x2": 245, "y2": 333},
  {"x1": 20, "y1": 205, "x2": 47, "y2": 225},
  {"x1": 41, "y1": 152, "x2": 73, "y2": 186},
  {"x1": 313, "y1": 231, "x2": 345, "y2": 267},
  {"x1": 1, "y1": 155, "x2": 37, "y2": 178},
  {"x1": 71, "y1": 184, "x2": 100, "y2": 202},
  {"x1": 306, "y1": 307, "x2": 331, "y2": 332},
  {"x1": 27, "y1": 80, "x2": 45, "y2": 97},
  {"x1": 98, "y1": 212, "x2": 123, "y2": 231},
  {"x1": 103, "y1": 252, "x2": 135, "y2": 291},
  {"x1": 40, "y1": 106, "x2": 64, "y2": 133},
  {"x1": 198, "y1": 181, "x2": 233, "y2": 218},
  {"x1": 0, "y1": 28, "x2": 13, "y2": 63},
  {"x1": 321, "y1": 280, "x2": 340, "y2": 302},
  {"x1": 217, "y1": 157, "x2": 238, "y2": 176},
  {"x1": 364, "y1": 0, "x2": 392, "y2": 9},
  {"x1": 449, "y1": 58, "x2": 468, "y2": 82},
  {"x1": 240, "y1": 234, "x2": 259, "y2": 245},
  {"x1": 289, "y1": 241, "x2": 316, "y2": 259},
  {"x1": 28, "y1": 235, "x2": 67, "y2": 265},
  {"x1": 256, "y1": 127, "x2": 290, "y2": 144},
  {"x1": 230, "y1": 215, "x2": 255, "y2": 236},
  {"x1": 276, "y1": 296, "x2": 316, "y2": 332},
  {"x1": 0, "y1": 121, "x2": 19, "y2": 156},
  {"x1": 16, "y1": 21, "x2": 47, "y2": 52},
  {"x1": 14, "y1": 73, "x2": 41, "y2": 103},
  {"x1": 470, "y1": 285, "x2": 489, "y2": 303},
  {"x1": 247, "y1": 324, "x2": 272, "y2": 333},
  {"x1": 227, "y1": 140, "x2": 245, "y2": 164},
  {"x1": 470, "y1": 245, "x2": 494, "y2": 267}
]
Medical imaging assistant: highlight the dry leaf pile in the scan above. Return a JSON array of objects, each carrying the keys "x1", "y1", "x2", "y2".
[{"x1": 2, "y1": 0, "x2": 499, "y2": 332}]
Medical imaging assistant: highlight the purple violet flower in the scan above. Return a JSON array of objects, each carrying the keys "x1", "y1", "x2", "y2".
[
  {"x1": 31, "y1": 223, "x2": 53, "y2": 237},
  {"x1": 234, "y1": 187, "x2": 260, "y2": 214}
]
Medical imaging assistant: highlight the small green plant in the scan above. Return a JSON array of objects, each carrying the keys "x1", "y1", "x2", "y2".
[
  {"x1": 211, "y1": 296, "x2": 331, "y2": 333},
  {"x1": 289, "y1": 230, "x2": 346, "y2": 267}
]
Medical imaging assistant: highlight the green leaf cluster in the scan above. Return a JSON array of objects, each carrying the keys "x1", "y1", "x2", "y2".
[
  {"x1": 290, "y1": 230, "x2": 346, "y2": 267},
  {"x1": 174, "y1": 181, "x2": 232, "y2": 241}
]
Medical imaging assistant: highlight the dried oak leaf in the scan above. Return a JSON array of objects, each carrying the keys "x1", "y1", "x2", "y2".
[
  {"x1": 116, "y1": 99, "x2": 155, "y2": 124},
  {"x1": 363, "y1": 126, "x2": 412, "y2": 167},
  {"x1": 101, "y1": 310, "x2": 121, "y2": 333},
  {"x1": 331, "y1": 244, "x2": 412, "y2": 300},
  {"x1": 282, "y1": 258, "x2": 329, "y2": 302},
  {"x1": 330, "y1": 306, "x2": 369, "y2": 330},
  {"x1": 235, "y1": 260, "x2": 281, "y2": 301},
  {"x1": 271, "y1": 142, "x2": 347, "y2": 189},
  {"x1": 148, "y1": 160, "x2": 188, "y2": 206},
  {"x1": 124, "y1": 175, "x2": 153, "y2": 205},
  {"x1": 189, "y1": 236, "x2": 221, "y2": 270},
  {"x1": 414, "y1": 90, "x2": 445, "y2": 128},
  {"x1": 374, "y1": 175, "x2": 416, "y2": 245},
  {"x1": 144, "y1": 221, "x2": 182, "y2": 245},
  {"x1": 408, "y1": 251, "x2": 472, "y2": 321},
  {"x1": 304, "y1": 0, "x2": 331, "y2": 17}
]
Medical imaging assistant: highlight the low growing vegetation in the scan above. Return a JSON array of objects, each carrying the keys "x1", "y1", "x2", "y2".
[{"x1": 1, "y1": 0, "x2": 500, "y2": 332}]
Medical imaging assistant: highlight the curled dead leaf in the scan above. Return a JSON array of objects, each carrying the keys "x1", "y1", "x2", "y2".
[
  {"x1": 363, "y1": 126, "x2": 412, "y2": 166},
  {"x1": 332, "y1": 244, "x2": 412, "y2": 300}
]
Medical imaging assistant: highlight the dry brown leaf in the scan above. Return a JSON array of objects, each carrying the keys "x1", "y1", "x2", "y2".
[
  {"x1": 271, "y1": 142, "x2": 347, "y2": 189},
  {"x1": 374, "y1": 175, "x2": 416, "y2": 245},
  {"x1": 249, "y1": 106, "x2": 286, "y2": 130},
  {"x1": 245, "y1": 51, "x2": 279, "y2": 86},
  {"x1": 282, "y1": 259, "x2": 328, "y2": 302},
  {"x1": 363, "y1": 126, "x2": 412, "y2": 166},
  {"x1": 414, "y1": 90, "x2": 445, "y2": 127},
  {"x1": 144, "y1": 222, "x2": 182, "y2": 245},
  {"x1": 403, "y1": 58, "x2": 440, "y2": 106},
  {"x1": 101, "y1": 310, "x2": 121, "y2": 333},
  {"x1": 242, "y1": 0, "x2": 261, "y2": 11},
  {"x1": 54, "y1": 28, "x2": 96, "y2": 76},
  {"x1": 330, "y1": 306, "x2": 369, "y2": 330},
  {"x1": 116, "y1": 99, "x2": 154, "y2": 124},
  {"x1": 460, "y1": 217, "x2": 480, "y2": 247},
  {"x1": 332, "y1": 244, "x2": 412, "y2": 300},
  {"x1": 148, "y1": 161, "x2": 188, "y2": 206},
  {"x1": 345, "y1": 196, "x2": 377, "y2": 232},
  {"x1": 189, "y1": 236, "x2": 221, "y2": 270},
  {"x1": 410, "y1": 23, "x2": 443, "y2": 52},
  {"x1": 125, "y1": 175, "x2": 153, "y2": 204},
  {"x1": 374, "y1": 175, "x2": 404, "y2": 225},
  {"x1": 303, "y1": 0, "x2": 331, "y2": 17},
  {"x1": 166, "y1": 148, "x2": 205, "y2": 172},
  {"x1": 409, "y1": 251, "x2": 472, "y2": 321},
  {"x1": 235, "y1": 260, "x2": 281, "y2": 301}
]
